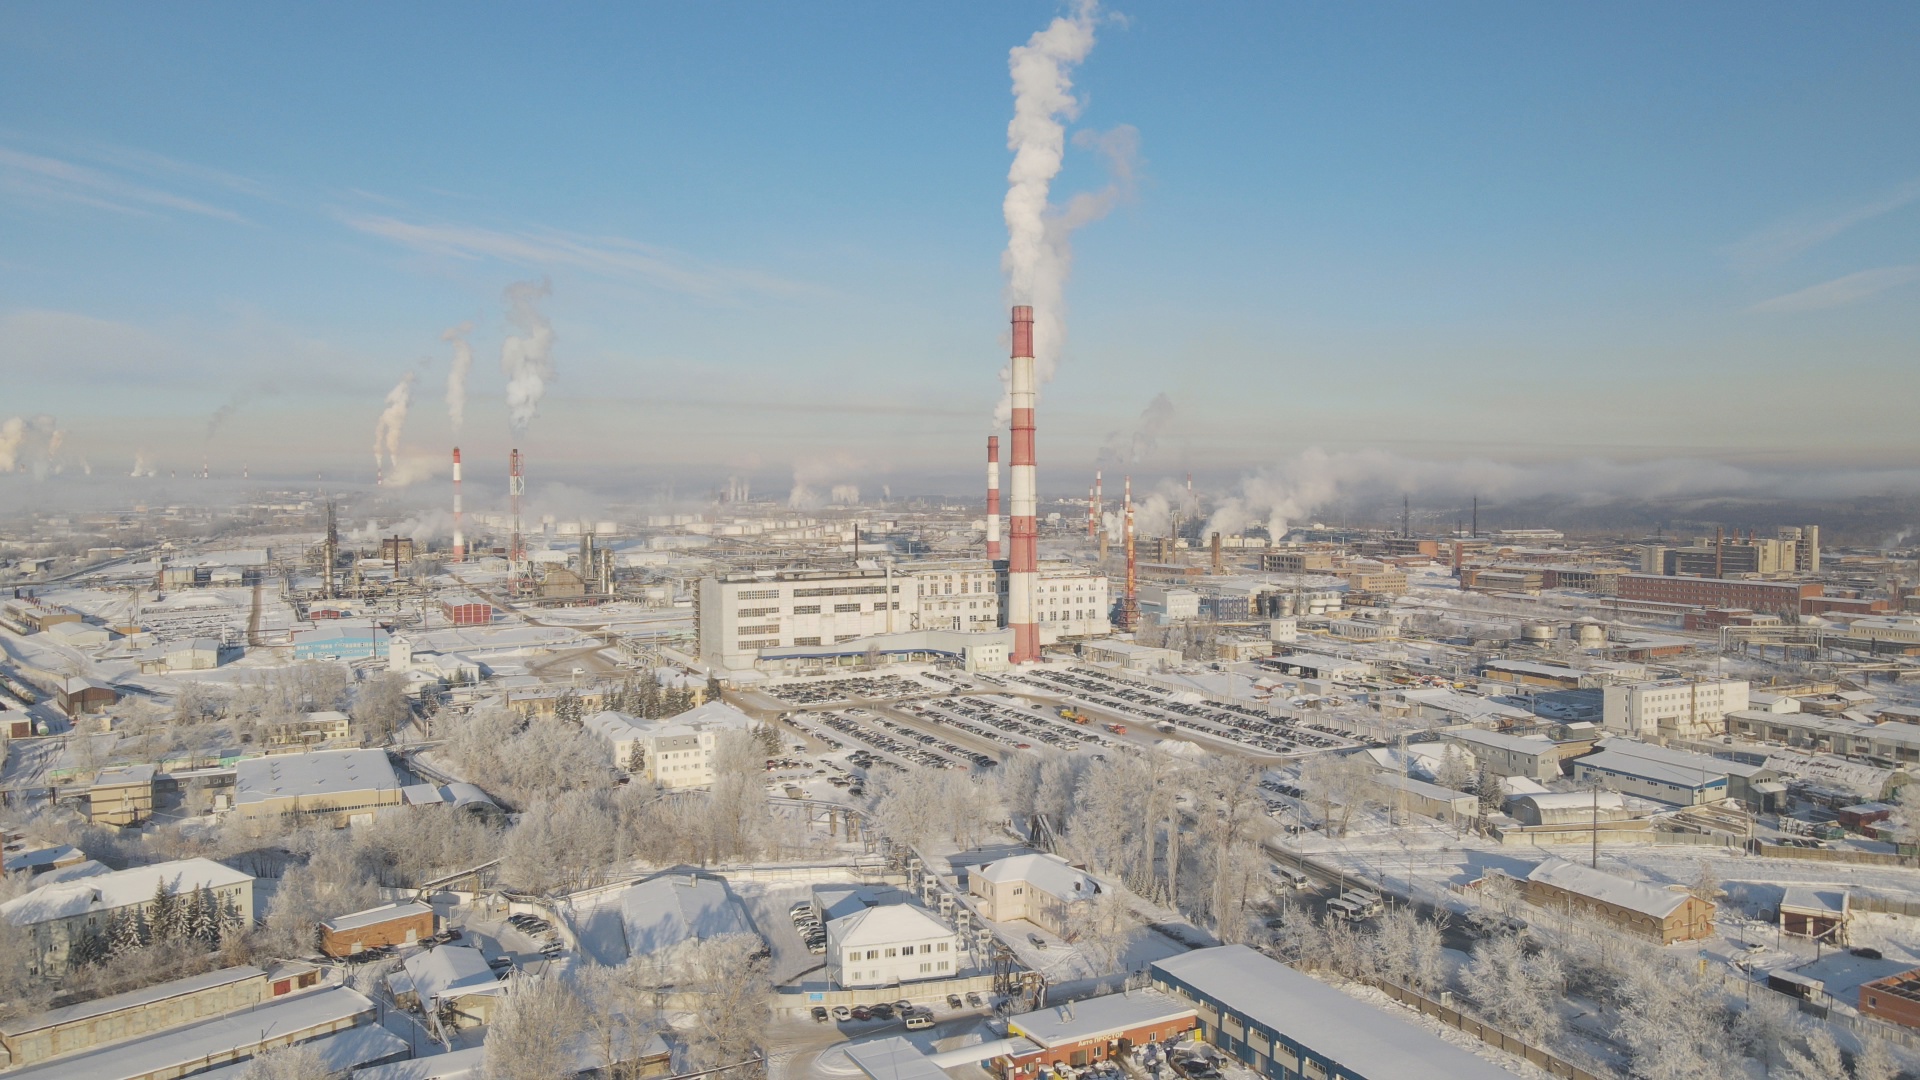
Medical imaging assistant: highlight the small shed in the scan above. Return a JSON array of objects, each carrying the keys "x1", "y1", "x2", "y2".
[
  {"x1": 1780, "y1": 887, "x2": 1850, "y2": 945},
  {"x1": 1837, "y1": 802, "x2": 1895, "y2": 831},
  {"x1": 57, "y1": 677, "x2": 118, "y2": 717}
]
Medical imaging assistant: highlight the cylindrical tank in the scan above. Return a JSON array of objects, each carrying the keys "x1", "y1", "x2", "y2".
[
  {"x1": 1521, "y1": 622, "x2": 1556, "y2": 644},
  {"x1": 1576, "y1": 619, "x2": 1606, "y2": 647}
]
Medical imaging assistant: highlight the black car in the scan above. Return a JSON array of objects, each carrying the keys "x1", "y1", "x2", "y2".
[
  {"x1": 869, "y1": 1002, "x2": 895, "y2": 1020},
  {"x1": 947, "y1": 994, "x2": 964, "y2": 1009},
  {"x1": 811, "y1": 1006, "x2": 830, "y2": 1023}
]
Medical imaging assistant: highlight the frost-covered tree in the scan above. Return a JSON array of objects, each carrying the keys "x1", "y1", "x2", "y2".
[
  {"x1": 1853, "y1": 1035, "x2": 1897, "y2": 1080},
  {"x1": 1733, "y1": 991, "x2": 1796, "y2": 1072},
  {"x1": 1463, "y1": 931, "x2": 1562, "y2": 1043},
  {"x1": 483, "y1": 975, "x2": 589, "y2": 1080},
  {"x1": 1777, "y1": 1024, "x2": 1845, "y2": 1080},
  {"x1": 676, "y1": 934, "x2": 769, "y2": 1077},
  {"x1": 1065, "y1": 889, "x2": 1139, "y2": 978},
  {"x1": 351, "y1": 671, "x2": 412, "y2": 744},
  {"x1": 1614, "y1": 946, "x2": 1734, "y2": 1080},
  {"x1": 1371, "y1": 906, "x2": 1446, "y2": 993},
  {"x1": 243, "y1": 1043, "x2": 340, "y2": 1080},
  {"x1": 1297, "y1": 752, "x2": 1372, "y2": 837}
]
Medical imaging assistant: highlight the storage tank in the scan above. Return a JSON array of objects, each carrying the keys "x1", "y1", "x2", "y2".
[
  {"x1": 1521, "y1": 622, "x2": 1556, "y2": 645},
  {"x1": 1575, "y1": 618, "x2": 1606, "y2": 647}
]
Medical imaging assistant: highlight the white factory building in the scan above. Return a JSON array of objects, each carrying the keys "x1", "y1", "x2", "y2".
[
  {"x1": 827, "y1": 903, "x2": 960, "y2": 989},
  {"x1": 697, "y1": 560, "x2": 1109, "y2": 672},
  {"x1": 1601, "y1": 679, "x2": 1749, "y2": 740}
]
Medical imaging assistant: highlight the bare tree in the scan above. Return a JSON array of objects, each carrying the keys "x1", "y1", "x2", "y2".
[
  {"x1": 351, "y1": 671, "x2": 412, "y2": 745},
  {"x1": 1065, "y1": 888, "x2": 1139, "y2": 978},
  {"x1": 1297, "y1": 752, "x2": 1372, "y2": 836},
  {"x1": 676, "y1": 934, "x2": 769, "y2": 1077},
  {"x1": 483, "y1": 975, "x2": 590, "y2": 1080},
  {"x1": 1776, "y1": 1023, "x2": 1845, "y2": 1080},
  {"x1": 1853, "y1": 1035, "x2": 1897, "y2": 1080},
  {"x1": 1463, "y1": 931, "x2": 1562, "y2": 1043}
]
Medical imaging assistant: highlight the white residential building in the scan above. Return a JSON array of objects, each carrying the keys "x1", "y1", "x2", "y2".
[
  {"x1": 0, "y1": 858, "x2": 252, "y2": 974},
  {"x1": 634, "y1": 702, "x2": 757, "y2": 789},
  {"x1": 827, "y1": 904, "x2": 959, "y2": 989},
  {"x1": 1601, "y1": 679, "x2": 1749, "y2": 740},
  {"x1": 967, "y1": 852, "x2": 1100, "y2": 937}
]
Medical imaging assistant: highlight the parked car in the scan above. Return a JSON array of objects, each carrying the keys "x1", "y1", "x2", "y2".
[
  {"x1": 947, "y1": 994, "x2": 964, "y2": 1009},
  {"x1": 851, "y1": 1006, "x2": 873, "y2": 1021},
  {"x1": 832, "y1": 1005, "x2": 852, "y2": 1021},
  {"x1": 1027, "y1": 932, "x2": 1048, "y2": 949},
  {"x1": 869, "y1": 1002, "x2": 894, "y2": 1020},
  {"x1": 904, "y1": 1009, "x2": 935, "y2": 1030},
  {"x1": 811, "y1": 1006, "x2": 830, "y2": 1023},
  {"x1": 965, "y1": 992, "x2": 984, "y2": 1008}
]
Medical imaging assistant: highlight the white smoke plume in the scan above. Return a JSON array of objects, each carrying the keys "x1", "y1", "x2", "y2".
[
  {"x1": 373, "y1": 372, "x2": 416, "y2": 481},
  {"x1": 500, "y1": 279, "x2": 556, "y2": 433},
  {"x1": 788, "y1": 451, "x2": 864, "y2": 509},
  {"x1": 130, "y1": 450, "x2": 156, "y2": 478},
  {"x1": 1095, "y1": 392, "x2": 1174, "y2": 467},
  {"x1": 442, "y1": 321, "x2": 474, "y2": 432},
  {"x1": 998, "y1": 0, "x2": 1137, "y2": 422},
  {"x1": 1203, "y1": 447, "x2": 1920, "y2": 541},
  {"x1": 0, "y1": 415, "x2": 62, "y2": 478},
  {"x1": 831, "y1": 484, "x2": 861, "y2": 505}
]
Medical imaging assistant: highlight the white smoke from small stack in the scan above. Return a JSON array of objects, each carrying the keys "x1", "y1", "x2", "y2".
[
  {"x1": 131, "y1": 451, "x2": 156, "y2": 478},
  {"x1": 500, "y1": 280, "x2": 556, "y2": 433},
  {"x1": 373, "y1": 372, "x2": 416, "y2": 482},
  {"x1": 830, "y1": 485, "x2": 861, "y2": 505},
  {"x1": 442, "y1": 321, "x2": 474, "y2": 432},
  {"x1": 0, "y1": 417, "x2": 24, "y2": 473},
  {"x1": 998, "y1": 0, "x2": 1137, "y2": 423}
]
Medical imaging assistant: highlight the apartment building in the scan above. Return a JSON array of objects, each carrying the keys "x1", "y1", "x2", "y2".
[{"x1": 1600, "y1": 679, "x2": 1750, "y2": 740}]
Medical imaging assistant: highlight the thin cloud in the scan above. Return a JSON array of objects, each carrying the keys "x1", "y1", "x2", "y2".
[
  {"x1": 1749, "y1": 265, "x2": 1919, "y2": 313},
  {"x1": 0, "y1": 146, "x2": 248, "y2": 223},
  {"x1": 341, "y1": 213, "x2": 815, "y2": 301},
  {"x1": 1729, "y1": 177, "x2": 1920, "y2": 271}
]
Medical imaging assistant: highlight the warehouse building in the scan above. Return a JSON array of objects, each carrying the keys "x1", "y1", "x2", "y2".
[
  {"x1": 1441, "y1": 729, "x2": 1572, "y2": 782},
  {"x1": 1616, "y1": 575, "x2": 1821, "y2": 616},
  {"x1": 291, "y1": 622, "x2": 390, "y2": 662},
  {"x1": 1571, "y1": 746, "x2": 1728, "y2": 806},
  {"x1": 233, "y1": 748, "x2": 403, "y2": 825},
  {"x1": 320, "y1": 900, "x2": 436, "y2": 958},
  {"x1": 1149, "y1": 945, "x2": 1519, "y2": 1080},
  {"x1": 1517, "y1": 859, "x2": 1714, "y2": 944}
]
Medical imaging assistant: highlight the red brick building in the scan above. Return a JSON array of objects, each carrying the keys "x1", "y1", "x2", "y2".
[
  {"x1": 439, "y1": 593, "x2": 496, "y2": 627},
  {"x1": 320, "y1": 900, "x2": 436, "y2": 957},
  {"x1": 1617, "y1": 575, "x2": 1821, "y2": 617},
  {"x1": 1862, "y1": 968, "x2": 1920, "y2": 1029},
  {"x1": 997, "y1": 989, "x2": 1197, "y2": 1077}
]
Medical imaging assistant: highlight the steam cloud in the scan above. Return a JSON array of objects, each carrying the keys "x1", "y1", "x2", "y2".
[
  {"x1": 500, "y1": 280, "x2": 556, "y2": 433},
  {"x1": 789, "y1": 452, "x2": 864, "y2": 509},
  {"x1": 0, "y1": 415, "x2": 63, "y2": 479},
  {"x1": 1202, "y1": 448, "x2": 1920, "y2": 541},
  {"x1": 131, "y1": 450, "x2": 156, "y2": 478},
  {"x1": 999, "y1": 0, "x2": 1137, "y2": 421},
  {"x1": 442, "y1": 321, "x2": 474, "y2": 432},
  {"x1": 1096, "y1": 392, "x2": 1174, "y2": 467},
  {"x1": 373, "y1": 372, "x2": 416, "y2": 482}
]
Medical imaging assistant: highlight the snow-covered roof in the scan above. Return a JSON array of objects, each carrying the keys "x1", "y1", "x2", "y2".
[
  {"x1": 92, "y1": 763, "x2": 156, "y2": 785},
  {"x1": 1511, "y1": 791, "x2": 1627, "y2": 813},
  {"x1": 323, "y1": 900, "x2": 433, "y2": 934},
  {"x1": 1006, "y1": 988, "x2": 1195, "y2": 1049},
  {"x1": 976, "y1": 852, "x2": 1099, "y2": 902},
  {"x1": 1780, "y1": 887, "x2": 1850, "y2": 917},
  {"x1": 1575, "y1": 749, "x2": 1728, "y2": 790},
  {"x1": 355, "y1": 1047, "x2": 486, "y2": 1080},
  {"x1": 2, "y1": 986, "x2": 373, "y2": 1080},
  {"x1": 0, "y1": 858, "x2": 251, "y2": 926},
  {"x1": 2, "y1": 845, "x2": 82, "y2": 873},
  {"x1": 843, "y1": 1036, "x2": 953, "y2": 1080},
  {"x1": 1, "y1": 965, "x2": 264, "y2": 1037},
  {"x1": 827, "y1": 903, "x2": 952, "y2": 949},
  {"x1": 1525, "y1": 859, "x2": 1694, "y2": 920},
  {"x1": 617, "y1": 874, "x2": 753, "y2": 956},
  {"x1": 583, "y1": 709, "x2": 647, "y2": 743},
  {"x1": 401, "y1": 782, "x2": 499, "y2": 811},
  {"x1": 234, "y1": 748, "x2": 399, "y2": 805},
  {"x1": 1444, "y1": 728, "x2": 1559, "y2": 756},
  {"x1": 401, "y1": 944, "x2": 497, "y2": 1004},
  {"x1": 1151, "y1": 945, "x2": 1518, "y2": 1080},
  {"x1": 1596, "y1": 737, "x2": 1769, "y2": 779},
  {"x1": 188, "y1": 1023, "x2": 411, "y2": 1080}
]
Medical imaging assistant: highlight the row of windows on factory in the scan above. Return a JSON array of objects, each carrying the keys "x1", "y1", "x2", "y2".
[
  {"x1": 848, "y1": 942, "x2": 950, "y2": 961},
  {"x1": 739, "y1": 603, "x2": 898, "y2": 619}
]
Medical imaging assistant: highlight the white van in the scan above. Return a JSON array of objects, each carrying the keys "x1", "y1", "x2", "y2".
[{"x1": 904, "y1": 1009, "x2": 935, "y2": 1030}]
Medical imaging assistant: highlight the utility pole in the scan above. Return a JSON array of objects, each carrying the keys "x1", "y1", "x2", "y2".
[{"x1": 1591, "y1": 780, "x2": 1600, "y2": 869}]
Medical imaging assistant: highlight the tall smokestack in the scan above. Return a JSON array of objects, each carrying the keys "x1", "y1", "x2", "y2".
[
  {"x1": 1211, "y1": 532, "x2": 1223, "y2": 575},
  {"x1": 1119, "y1": 474, "x2": 1138, "y2": 631},
  {"x1": 1008, "y1": 305, "x2": 1040, "y2": 663},
  {"x1": 451, "y1": 447, "x2": 466, "y2": 562},
  {"x1": 1715, "y1": 526, "x2": 1724, "y2": 578},
  {"x1": 986, "y1": 436, "x2": 1002, "y2": 562},
  {"x1": 1087, "y1": 483, "x2": 1096, "y2": 540},
  {"x1": 510, "y1": 448, "x2": 525, "y2": 593},
  {"x1": 1093, "y1": 471, "x2": 1102, "y2": 542}
]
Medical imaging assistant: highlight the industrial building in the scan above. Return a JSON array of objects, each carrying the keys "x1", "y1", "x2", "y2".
[
  {"x1": 1440, "y1": 729, "x2": 1573, "y2": 782},
  {"x1": 291, "y1": 622, "x2": 390, "y2": 662},
  {"x1": 1516, "y1": 859, "x2": 1714, "y2": 944},
  {"x1": 967, "y1": 853, "x2": 1099, "y2": 938},
  {"x1": 1571, "y1": 745, "x2": 1729, "y2": 806},
  {"x1": 0, "y1": 963, "x2": 317, "y2": 1070},
  {"x1": 1778, "y1": 887, "x2": 1850, "y2": 945},
  {"x1": 1600, "y1": 678, "x2": 1750, "y2": 740},
  {"x1": 1149, "y1": 945, "x2": 1519, "y2": 1080},
  {"x1": 696, "y1": 560, "x2": 1107, "y2": 672},
  {"x1": 320, "y1": 900, "x2": 436, "y2": 958},
  {"x1": 1615, "y1": 575, "x2": 1821, "y2": 616},
  {"x1": 232, "y1": 748, "x2": 403, "y2": 825},
  {"x1": 88, "y1": 763, "x2": 156, "y2": 826}
]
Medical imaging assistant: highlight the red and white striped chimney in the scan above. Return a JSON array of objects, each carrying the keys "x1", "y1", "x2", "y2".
[
  {"x1": 986, "y1": 436, "x2": 1002, "y2": 562},
  {"x1": 451, "y1": 447, "x2": 465, "y2": 562},
  {"x1": 1008, "y1": 305, "x2": 1040, "y2": 663}
]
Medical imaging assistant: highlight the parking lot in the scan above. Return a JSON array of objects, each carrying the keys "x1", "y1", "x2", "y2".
[
  {"x1": 1011, "y1": 666, "x2": 1361, "y2": 757},
  {"x1": 905, "y1": 695, "x2": 1113, "y2": 755},
  {"x1": 765, "y1": 674, "x2": 938, "y2": 706}
]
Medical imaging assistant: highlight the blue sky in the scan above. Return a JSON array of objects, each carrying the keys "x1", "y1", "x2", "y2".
[{"x1": 2, "y1": 1, "x2": 1917, "y2": 500}]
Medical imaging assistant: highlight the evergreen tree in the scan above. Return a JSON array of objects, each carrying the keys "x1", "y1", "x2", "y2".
[
  {"x1": 625, "y1": 743, "x2": 646, "y2": 775},
  {"x1": 186, "y1": 886, "x2": 216, "y2": 946},
  {"x1": 220, "y1": 894, "x2": 247, "y2": 940},
  {"x1": 106, "y1": 909, "x2": 144, "y2": 956},
  {"x1": 69, "y1": 929, "x2": 110, "y2": 969},
  {"x1": 148, "y1": 881, "x2": 182, "y2": 943}
]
